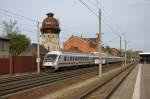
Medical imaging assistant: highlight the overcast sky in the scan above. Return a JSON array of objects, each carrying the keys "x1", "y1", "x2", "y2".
[{"x1": 0, "y1": 0, "x2": 150, "y2": 52}]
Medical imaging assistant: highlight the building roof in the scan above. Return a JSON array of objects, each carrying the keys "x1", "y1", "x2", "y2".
[
  {"x1": 83, "y1": 38, "x2": 96, "y2": 44},
  {"x1": 61, "y1": 46, "x2": 84, "y2": 53},
  {"x1": 0, "y1": 37, "x2": 9, "y2": 41},
  {"x1": 66, "y1": 36, "x2": 97, "y2": 45},
  {"x1": 139, "y1": 52, "x2": 150, "y2": 55},
  {"x1": 41, "y1": 12, "x2": 60, "y2": 33}
]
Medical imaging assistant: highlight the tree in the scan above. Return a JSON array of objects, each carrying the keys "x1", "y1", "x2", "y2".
[
  {"x1": 2, "y1": 19, "x2": 30, "y2": 55},
  {"x1": 7, "y1": 32, "x2": 31, "y2": 56},
  {"x1": 2, "y1": 19, "x2": 20, "y2": 35},
  {"x1": 105, "y1": 46, "x2": 112, "y2": 55}
]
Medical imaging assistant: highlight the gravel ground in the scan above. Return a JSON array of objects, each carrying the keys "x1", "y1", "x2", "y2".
[{"x1": 6, "y1": 63, "x2": 122, "y2": 99}]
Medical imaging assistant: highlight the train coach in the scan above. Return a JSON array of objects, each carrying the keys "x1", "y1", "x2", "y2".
[{"x1": 43, "y1": 51, "x2": 123, "y2": 70}]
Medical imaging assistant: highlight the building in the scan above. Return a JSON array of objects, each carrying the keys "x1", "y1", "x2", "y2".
[
  {"x1": 63, "y1": 34, "x2": 101, "y2": 53},
  {"x1": 61, "y1": 46, "x2": 83, "y2": 53},
  {"x1": 139, "y1": 52, "x2": 150, "y2": 64},
  {"x1": 41, "y1": 12, "x2": 60, "y2": 51},
  {"x1": 0, "y1": 37, "x2": 9, "y2": 59},
  {"x1": 111, "y1": 48, "x2": 119, "y2": 56},
  {"x1": 20, "y1": 43, "x2": 48, "y2": 57}
]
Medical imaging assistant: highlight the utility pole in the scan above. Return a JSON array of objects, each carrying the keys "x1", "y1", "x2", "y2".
[
  {"x1": 125, "y1": 40, "x2": 127, "y2": 66},
  {"x1": 9, "y1": 53, "x2": 12, "y2": 75},
  {"x1": 120, "y1": 36, "x2": 122, "y2": 57},
  {"x1": 99, "y1": 9, "x2": 102, "y2": 77},
  {"x1": 37, "y1": 21, "x2": 40, "y2": 73}
]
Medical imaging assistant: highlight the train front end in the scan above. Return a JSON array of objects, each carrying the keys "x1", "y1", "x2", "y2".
[{"x1": 43, "y1": 51, "x2": 60, "y2": 70}]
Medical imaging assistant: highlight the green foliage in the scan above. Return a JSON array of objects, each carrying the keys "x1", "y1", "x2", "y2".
[
  {"x1": 2, "y1": 20, "x2": 20, "y2": 35},
  {"x1": 7, "y1": 32, "x2": 31, "y2": 56},
  {"x1": 105, "y1": 46, "x2": 112, "y2": 55},
  {"x1": 2, "y1": 19, "x2": 30, "y2": 56}
]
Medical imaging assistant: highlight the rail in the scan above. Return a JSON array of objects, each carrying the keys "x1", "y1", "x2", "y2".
[{"x1": 78, "y1": 63, "x2": 136, "y2": 99}]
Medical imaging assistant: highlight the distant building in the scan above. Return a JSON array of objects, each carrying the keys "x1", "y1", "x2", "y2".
[
  {"x1": 61, "y1": 46, "x2": 83, "y2": 53},
  {"x1": 41, "y1": 12, "x2": 61, "y2": 52},
  {"x1": 139, "y1": 52, "x2": 150, "y2": 64},
  {"x1": 111, "y1": 48, "x2": 119, "y2": 56},
  {"x1": 0, "y1": 37, "x2": 9, "y2": 59},
  {"x1": 63, "y1": 34, "x2": 102, "y2": 53},
  {"x1": 20, "y1": 43, "x2": 48, "y2": 57}
]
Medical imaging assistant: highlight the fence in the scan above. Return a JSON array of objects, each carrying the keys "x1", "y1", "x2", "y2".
[{"x1": 0, "y1": 56, "x2": 37, "y2": 75}]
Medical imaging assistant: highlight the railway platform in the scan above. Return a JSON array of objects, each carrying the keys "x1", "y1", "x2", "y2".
[{"x1": 110, "y1": 63, "x2": 150, "y2": 99}]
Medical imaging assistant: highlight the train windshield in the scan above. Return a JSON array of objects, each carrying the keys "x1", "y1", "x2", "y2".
[{"x1": 44, "y1": 54, "x2": 58, "y2": 62}]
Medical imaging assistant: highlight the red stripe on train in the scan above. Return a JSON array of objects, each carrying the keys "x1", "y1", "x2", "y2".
[{"x1": 59, "y1": 62, "x2": 90, "y2": 64}]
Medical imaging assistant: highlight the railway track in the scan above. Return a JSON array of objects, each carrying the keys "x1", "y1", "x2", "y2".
[
  {"x1": 78, "y1": 63, "x2": 136, "y2": 99},
  {"x1": 0, "y1": 63, "x2": 121, "y2": 98}
]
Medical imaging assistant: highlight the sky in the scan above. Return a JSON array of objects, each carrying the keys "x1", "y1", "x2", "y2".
[{"x1": 0, "y1": 0, "x2": 150, "y2": 52}]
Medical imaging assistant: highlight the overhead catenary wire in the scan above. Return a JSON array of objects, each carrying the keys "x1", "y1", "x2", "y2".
[
  {"x1": 96, "y1": 0, "x2": 123, "y2": 34},
  {"x1": 0, "y1": 9, "x2": 39, "y2": 23},
  {"x1": 87, "y1": 0, "x2": 123, "y2": 37},
  {"x1": 78, "y1": 0, "x2": 126, "y2": 56},
  {"x1": 78, "y1": 0, "x2": 98, "y2": 17},
  {"x1": 78, "y1": 0, "x2": 122, "y2": 38},
  {"x1": 102, "y1": 36, "x2": 119, "y2": 46}
]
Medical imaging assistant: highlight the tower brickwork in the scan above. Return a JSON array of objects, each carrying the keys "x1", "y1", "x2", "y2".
[{"x1": 41, "y1": 12, "x2": 60, "y2": 51}]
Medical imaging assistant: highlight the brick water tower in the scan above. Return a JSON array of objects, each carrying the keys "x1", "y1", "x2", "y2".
[{"x1": 41, "y1": 12, "x2": 60, "y2": 51}]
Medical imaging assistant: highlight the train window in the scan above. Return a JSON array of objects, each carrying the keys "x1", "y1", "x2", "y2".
[
  {"x1": 64, "y1": 56, "x2": 67, "y2": 61},
  {"x1": 77, "y1": 57, "x2": 79, "y2": 61},
  {"x1": 44, "y1": 54, "x2": 57, "y2": 62},
  {"x1": 68, "y1": 56, "x2": 70, "y2": 61},
  {"x1": 75, "y1": 57, "x2": 77, "y2": 61},
  {"x1": 67, "y1": 56, "x2": 69, "y2": 61},
  {"x1": 70, "y1": 57, "x2": 72, "y2": 61},
  {"x1": 86, "y1": 57, "x2": 88, "y2": 61}
]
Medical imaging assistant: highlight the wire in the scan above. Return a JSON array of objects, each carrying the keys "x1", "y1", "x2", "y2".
[
  {"x1": 19, "y1": 28, "x2": 37, "y2": 34},
  {"x1": 96, "y1": 0, "x2": 123, "y2": 35},
  {"x1": 78, "y1": 0, "x2": 122, "y2": 37},
  {"x1": 102, "y1": 20, "x2": 120, "y2": 37},
  {"x1": 87, "y1": 0, "x2": 99, "y2": 10},
  {"x1": 102, "y1": 36, "x2": 119, "y2": 46},
  {"x1": 0, "y1": 12, "x2": 39, "y2": 27},
  {"x1": 0, "y1": 9, "x2": 39, "y2": 23},
  {"x1": 78, "y1": 0, "x2": 98, "y2": 17}
]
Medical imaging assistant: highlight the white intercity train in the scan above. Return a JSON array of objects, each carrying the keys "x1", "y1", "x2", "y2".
[{"x1": 43, "y1": 51, "x2": 123, "y2": 70}]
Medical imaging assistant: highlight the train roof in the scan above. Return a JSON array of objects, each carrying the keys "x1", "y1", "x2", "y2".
[
  {"x1": 46, "y1": 51, "x2": 123, "y2": 58},
  {"x1": 46, "y1": 51, "x2": 95, "y2": 56}
]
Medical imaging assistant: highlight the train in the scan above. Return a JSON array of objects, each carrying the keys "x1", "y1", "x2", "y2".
[{"x1": 43, "y1": 51, "x2": 123, "y2": 70}]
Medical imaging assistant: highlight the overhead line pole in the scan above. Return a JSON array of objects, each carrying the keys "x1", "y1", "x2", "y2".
[
  {"x1": 77, "y1": 0, "x2": 102, "y2": 77},
  {"x1": 99, "y1": 9, "x2": 102, "y2": 77},
  {"x1": 120, "y1": 36, "x2": 122, "y2": 56},
  {"x1": 37, "y1": 21, "x2": 40, "y2": 73},
  {"x1": 125, "y1": 39, "x2": 127, "y2": 67}
]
